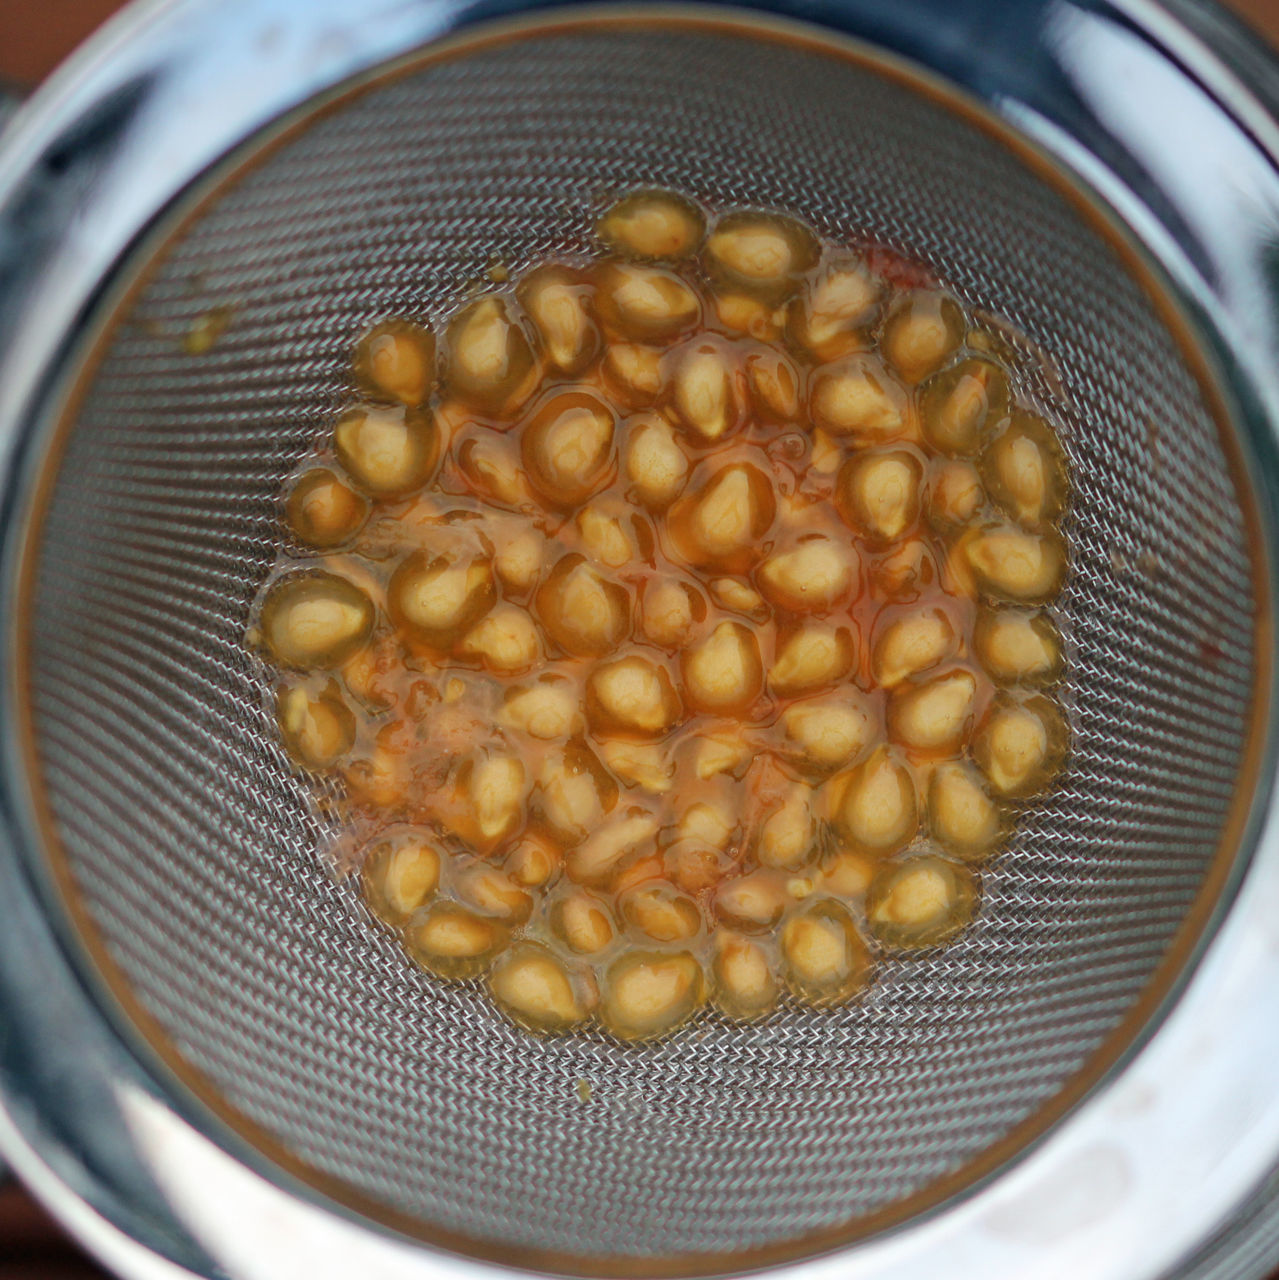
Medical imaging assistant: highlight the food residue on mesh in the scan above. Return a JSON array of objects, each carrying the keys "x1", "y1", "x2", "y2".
[{"x1": 248, "y1": 188, "x2": 1071, "y2": 1041}]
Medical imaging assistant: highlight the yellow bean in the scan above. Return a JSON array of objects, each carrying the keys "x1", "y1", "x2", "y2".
[
  {"x1": 623, "y1": 414, "x2": 689, "y2": 509},
  {"x1": 600, "y1": 951, "x2": 704, "y2": 1039},
  {"x1": 275, "y1": 681, "x2": 356, "y2": 769},
  {"x1": 704, "y1": 210, "x2": 819, "y2": 300},
  {"x1": 521, "y1": 391, "x2": 616, "y2": 508},
  {"x1": 286, "y1": 468, "x2": 369, "y2": 547},
  {"x1": 964, "y1": 523, "x2": 1068, "y2": 603},
  {"x1": 669, "y1": 338, "x2": 742, "y2": 442},
  {"x1": 872, "y1": 605, "x2": 958, "y2": 688},
  {"x1": 715, "y1": 871, "x2": 786, "y2": 931},
  {"x1": 768, "y1": 622, "x2": 855, "y2": 695},
  {"x1": 881, "y1": 291, "x2": 965, "y2": 383},
  {"x1": 781, "y1": 901, "x2": 870, "y2": 1002},
  {"x1": 819, "y1": 848, "x2": 877, "y2": 898},
  {"x1": 597, "y1": 189, "x2": 706, "y2": 260},
  {"x1": 333, "y1": 405, "x2": 439, "y2": 497},
  {"x1": 744, "y1": 344, "x2": 801, "y2": 421},
  {"x1": 489, "y1": 944, "x2": 591, "y2": 1030},
  {"x1": 457, "y1": 432, "x2": 536, "y2": 508},
  {"x1": 444, "y1": 295, "x2": 538, "y2": 414},
  {"x1": 809, "y1": 354, "x2": 907, "y2": 443},
  {"x1": 464, "y1": 752, "x2": 528, "y2": 850},
  {"x1": 837, "y1": 449, "x2": 923, "y2": 545},
  {"x1": 886, "y1": 668, "x2": 979, "y2": 756},
  {"x1": 575, "y1": 502, "x2": 644, "y2": 569},
  {"x1": 788, "y1": 257, "x2": 880, "y2": 360},
  {"x1": 535, "y1": 743, "x2": 619, "y2": 844},
  {"x1": 389, "y1": 548, "x2": 495, "y2": 647},
  {"x1": 689, "y1": 725, "x2": 752, "y2": 780},
  {"x1": 504, "y1": 832, "x2": 562, "y2": 888},
  {"x1": 712, "y1": 932, "x2": 780, "y2": 1019},
  {"x1": 362, "y1": 831, "x2": 441, "y2": 921},
  {"x1": 829, "y1": 745, "x2": 918, "y2": 856},
  {"x1": 756, "y1": 784, "x2": 818, "y2": 869},
  {"x1": 869, "y1": 539, "x2": 938, "y2": 600},
  {"x1": 866, "y1": 855, "x2": 977, "y2": 950},
  {"x1": 927, "y1": 760, "x2": 1004, "y2": 860},
  {"x1": 595, "y1": 262, "x2": 700, "y2": 342},
  {"x1": 601, "y1": 342, "x2": 665, "y2": 408},
  {"x1": 409, "y1": 903, "x2": 505, "y2": 978},
  {"x1": 460, "y1": 604, "x2": 542, "y2": 673},
  {"x1": 979, "y1": 412, "x2": 1070, "y2": 528},
  {"x1": 601, "y1": 739, "x2": 674, "y2": 792},
  {"x1": 622, "y1": 882, "x2": 703, "y2": 941},
  {"x1": 927, "y1": 459, "x2": 985, "y2": 529},
  {"x1": 353, "y1": 319, "x2": 435, "y2": 406},
  {"x1": 586, "y1": 655, "x2": 682, "y2": 735},
  {"x1": 456, "y1": 863, "x2": 534, "y2": 923},
  {"x1": 782, "y1": 695, "x2": 875, "y2": 770},
  {"x1": 499, "y1": 675, "x2": 583, "y2": 740},
  {"x1": 669, "y1": 462, "x2": 776, "y2": 572},
  {"x1": 681, "y1": 620, "x2": 764, "y2": 712},
  {"x1": 260, "y1": 572, "x2": 375, "y2": 669},
  {"x1": 491, "y1": 522, "x2": 545, "y2": 595},
  {"x1": 708, "y1": 577, "x2": 765, "y2": 617},
  {"x1": 553, "y1": 889, "x2": 617, "y2": 955},
  {"x1": 640, "y1": 578, "x2": 704, "y2": 648},
  {"x1": 517, "y1": 264, "x2": 599, "y2": 376},
  {"x1": 972, "y1": 607, "x2": 1064, "y2": 685},
  {"x1": 535, "y1": 554, "x2": 630, "y2": 657},
  {"x1": 758, "y1": 534, "x2": 857, "y2": 613},
  {"x1": 713, "y1": 290, "x2": 781, "y2": 339},
  {"x1": 972, "y1": 693, "x2": 1068, "y2": 797},
  {"x1": 920, "y1": 356, "x2": 1009, "y2": 455}
]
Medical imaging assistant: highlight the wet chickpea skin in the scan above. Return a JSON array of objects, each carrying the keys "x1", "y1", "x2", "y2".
[{"x1": 250, "y1": 188, "x2": 1073, "y2": 1039}]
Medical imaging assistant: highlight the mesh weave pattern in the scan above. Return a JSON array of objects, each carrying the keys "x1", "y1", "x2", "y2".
[{"x1": 23, "y1": 26, "x2": 1257, "y2": 1266}]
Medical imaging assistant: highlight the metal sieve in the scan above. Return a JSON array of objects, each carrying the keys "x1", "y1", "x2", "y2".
[{"x1": 3, "y1": 2, "x2": 1279, "y2": 1279}]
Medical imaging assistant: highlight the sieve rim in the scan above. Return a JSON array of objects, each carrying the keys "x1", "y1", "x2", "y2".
[{"x1": 2, "y1": 2, "x2": 1279, "y2": 1280}]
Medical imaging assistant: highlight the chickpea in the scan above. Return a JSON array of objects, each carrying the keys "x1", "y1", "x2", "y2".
[
  {"x1": 744, "y1": 345, "x2": 801, "y2": 421},
  {"x1": 676, "y1": 797, "x2": 737, "y2": 850},
  {"x1": 517, "y1": 264, "x2": 600, "y2": 377},
  {"x1": 576, "y1": 502, "x2": 644, "y2": 570},
  {"x1": 595, "y1": 262, "x2": 700, "y2": 342},
  {"x1": 640, "y1": 578, "x2": 704, "y2": 648},
  {"x1": 789, "y1": 257, "x2": 880, "y2": 360},
  {"x1": 587, "y1": 655, "x2": 682, "y2": 735},
  {"x1": 756, "y1": 784, "x2": 818, "y2": 869},
  {"x1": 781, "y1": 901, "x2": 870, "y2": 1002},
  {"x1": 623, "y1": 882, "x2": 703, "y2": 941},
  {"x1": 681, "y1": 620, "x2": 764, "y2": 712},
  {"x1": 782, "y1": 695, "x2": 875, "y2": 771},
  {"x1": 260, "y1": 572, "x2": 375, "y2": 669},
  {"x1": 713, "y1": 932, "x2": 780, "y2": 1019},
  {"x1": 830, "y1": 745, "x2": 918, "y2": 856},
  {"x1": 535, "y1": 743, "x2": 618, "y2": 844},
  {"x1": 500, "y1": 675, "x2": 583, "y2": 740},
  {"x1": 602, "y1": 342, "x2": 665, "y2": 408},
  {"x1": 443, "y1": 295, "x2": 538, "y2": 414},
  {"x1": 669, "y1": 462, "x2": 776, "y2": 572},
  {"x1": 704, "y1": 210, "x2": 819, "y2": 300},
  {"x1": 715, "y1": 871, "x2": 786, "y2": 932},
  {"x1": 872, "y1": 606, "x2": 958, "y2": 688},
  {"x1": 867, "y1": 539, "x2": 935, "y2": 601},
  {"x1": 972, "y1": 693, "x2": 1068, "y2": 797},
  {"x1": 463, "y1": 753, "x2": 527, "y2": 850},
  {"x1": 362, "y1": 830, "x2": 441, "y2": 921},
  {"x1": 598, "y1": 189, "x2": 706, "y2": 260},
  {"x1": 553, "y1": 889, "x2": 617, "y2": 955},
  {"x1": 972, "y1": 607, "x2": 1063, "y2": 685},
  {"x1": 460, "y1": 604, "x2": 542, "y2": 673},
  {"x1": 332, "y1": 405, "x2": 439, "y2": 497},
  {"x1": 964, "y1": 523, "x2": 1067, "y2": 603},
  {"x1": 505, "y1": 832, "x2": 562, "y2": 888},
  {"x1": 758, "y1": 534, "x2": 857, "y2": 613},
  {"x1": 669, "y1": 338, "x2": 742, "y2": 442},
  {"x1": 491, "y1": 522, "x2": 545, "y2": 595},
  {"x1": 709, "y1": 577, "x2": 765, "y2": 617},
  {"x1": 927, "y1": 760, "x2": 1003, "y2": 861},
  {"x1": 927, "y1": 459, "x2": 985, "y2": 529},
  {"x1": 690, "y1": 726, "x2": 752, "y2": 780},
  {"x1": 768, "y1": 623, "x2": 854, "y2": 696},
  {"x1": 600, "y1": 950, "x2": 705, "y2": 1039},
  {"x1": 887, "y1": 668, "x2": 978, "y2": 756},
  {"x1": 457, "y1": 432, "x2": 535, "y2": 508},
  {"x1": 535, "y1": 554, "x2": 631, "y2": 658},
  {"x1": 344, "y1": 744, "x2": 409, "y2": 811},
  {"x1": 920, "y1": 357, "x2": 1009, "y2": 455},
  {"x1": 810, "y1": 355, "x2": 907, "y2": 443},
  {"x1": 837, "y1": 449, "x2": 924, "y2": 545},
  {"x1": 866, "y1": 855, "x2": 977, "y2": 950},
  {"x1": 521, "y1": 391, "x2": 616, "y2": 508},
  {"x1": 809, "y1": 429, "x2": 842, "y2": 476},
  {"x1": 409, "y1": 903, "x2": 505, "y2": 978},
  {"x1": 353, "y1": 319, "x2": 435, "y2": 406},
  {"x1": 490, "y1": 944, "x2": 591, "y2": 1030},
  {"x1": 881, "y1": 291, "x2": 965, "y2": 383},
  {"x1": 389, "y1": 548, "x2": 495, "y2": 647},
  {"x1": 979, "y1": 412, "x2": 1069, "y2": 527},
  {"x1": 713, "y1": 291, "x2": 781, "y2": 340},
  {"x1": 456, "y1": 863, "x2": 534, "y2": 923},
  {"x1": 568, "y1": 810, "x2": 659, "y2": 886},
  {"x1": 286, "y1": 468, "x2": 369, "y2": 547},
  {"x1": 820, "y1": 848, "x2": 876, "y2": 898},
  {"x1": 623, "y1": 414, "x2": 689, "y2": 509},
  {"x1": 275, "y1": 681, "x2": 356, "y2": 769},
  {"x1": 601, "y1": 739, "x2": 674, "y2": 792}
]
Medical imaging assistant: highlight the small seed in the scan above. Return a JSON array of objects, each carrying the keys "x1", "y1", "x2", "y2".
[
  {"x1": 598, "y1": 189, "x2": 706, "y2": 260},
  {"x1": 837, "y1": 449, "x2": 924, "y2": 545},
  {"x1": 704, "y1": 211, "x2": 819, "y2": 301},
  {"x1": 536, "y1": 554, "x2": 630, "y2": 657},
  {"x1": 927, "y1": 760, "x2": 1003, "y2": 861},
  {"x1": 712, "y1": 932, "x2": 779, "y2": 1019},
  {"x1": 460, "y1": 604, "x2": 542, "y2": 673},
  {"x1": 623, "y1": 414, "x2": 689, "y2": 509},
  {"x1": 781, "y1": 901, "x2": 870, "y2": 1002},
  {"x1": 535, "y1": 743, "x2": 618, "y2": 844},
  {"x1": 595, "y1": 262, "x2": 700, "y2": 342},
  {"x1": 500, "y1": 675, "x2": 583, "y2": 740},
  {"x1": 789, "y1": 257, "x2": 880, "y2": 360},
  {"x1": 830, "y1": 745, "x2": 918, "y2": 856},
  {"x1": 490, "y1": 944, "x2": 590, "y2": 1029},
  {"x1": 920, "y1": 357, "x2": 1009, "y2": 455},
  {"x1": 261, "y1": 572, "x2": 375, "y2": 669},
  {"x1": 521, "y1": 391, "x2": 616, "y2": 508},
  {"x1": 972, "y1": 693, "x2": 1068, "y2": 797},
  {"x1": 275, "y1": 681, "x2": 356, "y2": 769},
  {"x1": 353, "y1": 320, "x2": 435, "y2": 406},
  {"x1": 600, "y1": 951, "x2": 704, "y2": 1039},
  {"x1": 979, "y1": 412, "x2": 1070, "y2": 528},
  {"x1": 681, "y1": 620, "x2": 764, "y2": 712},
  {"x1": 881, "y1": 291, "x2": 965, "y2": 383},
  {"x1": 782, "y1": 695, "x2": 875, "y2": 771},
  {"x1": 965, "y1": 523, "x2": 1068, "y2": 603},
  {"x1": 601, "y1": 342, "x2": 665, "y2": 407},
  {"x1": 872, "y1": 606, "x2": 958, "y2": 687},
  {"x1": 768, "y1": 623, "x2": 855, "y2": 696},
  {"x1": 444, "y1": 296, "x2": 538, "y2": 414},
  {"x1": 669, "y1": 462, "x2": 776, "y2": 572},
  {"x1": 587, "y1": 655, "x2": 682, "y2": 735},
  {"x1": 286, "y1": 468, "x2": 369, "y2": 547},
  {"x1": 972, "y1": 607, "x2": 1064, "y2": 685},
  {"x1": 517, "y1": 264, "x2": 599, "y2": 377},
  {"x1": 866, "y1": 855, "x2": 977, "y2": 950},
  {"x1": 362, "y1": 831, "x2": 441, "y2": 921},
  {"x1": 669, "y1": 337, "x2": 742, "y2": 442},
  {"x1": 333, "y1": 405, "x2": 439, "y2": 497},
  {"x1": 810, "y1": 355, "x2": 907, "y2": 443},
  {"x1": 887, "y1": 668, "x2": 979, "y2": 756},
  {"x1": 758, "y1": 534, "x2": 857, "y2": 613}
]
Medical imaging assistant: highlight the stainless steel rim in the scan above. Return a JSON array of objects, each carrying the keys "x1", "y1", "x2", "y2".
[{"x1": 2, "y1": 2, "x2": 1279, "y2": 1278}]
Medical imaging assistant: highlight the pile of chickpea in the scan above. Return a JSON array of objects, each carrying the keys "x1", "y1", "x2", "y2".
[{"x1": 250, "y1": 189, "x2": 1071, "y2": 1040}]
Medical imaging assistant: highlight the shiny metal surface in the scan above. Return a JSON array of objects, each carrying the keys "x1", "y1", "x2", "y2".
[{"x1": 1, "y1": 1, "x2": 1279, "y2": 1279}]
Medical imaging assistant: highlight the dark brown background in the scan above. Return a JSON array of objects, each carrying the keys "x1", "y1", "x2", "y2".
[{"x1": 1, "y1": 0, "x2": 1278, "y2": 1276}]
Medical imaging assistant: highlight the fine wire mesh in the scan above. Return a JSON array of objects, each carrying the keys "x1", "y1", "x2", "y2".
[{"x1": 21, "y1": 25, "x2": 1259, "y2": 1266}]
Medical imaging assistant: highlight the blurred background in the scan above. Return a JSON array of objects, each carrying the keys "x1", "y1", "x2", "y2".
[{"x1": 0, "y1": 0, "x2": 1276, "y2": 1276}]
